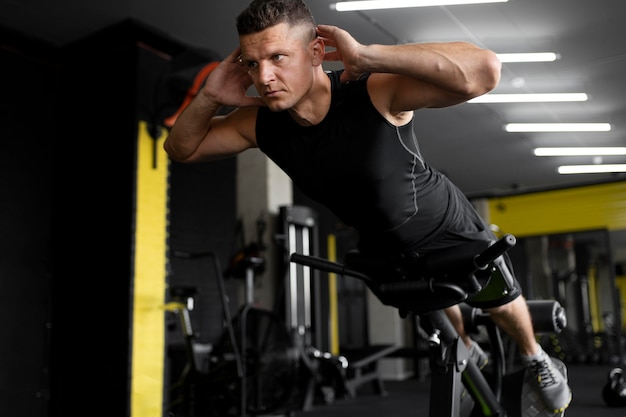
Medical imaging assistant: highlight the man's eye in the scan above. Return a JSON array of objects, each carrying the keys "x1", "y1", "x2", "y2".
[
  {"x1": 273, "y1": 54, "x2": 285, "y2": 62},
  {"x1": 247, "y1": 61, "x2": 258, "y2": 70}
]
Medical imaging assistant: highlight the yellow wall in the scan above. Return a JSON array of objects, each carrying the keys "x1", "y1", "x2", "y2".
[{"x1": 487, "y1": 181, "x2": 626, "y2": 237}]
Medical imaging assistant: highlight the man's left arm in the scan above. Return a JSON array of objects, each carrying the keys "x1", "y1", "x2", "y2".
[
  {"x1": 363, "y1": 41, "x2": 502, "y2": 111},
  {"x1": 317, "y1": 24, "x2": 501, "y2": 113}
]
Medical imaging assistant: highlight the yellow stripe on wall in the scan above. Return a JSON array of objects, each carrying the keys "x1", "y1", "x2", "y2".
[
  {"x1": 615, "y1": 276, "x2": 626, "y2": 331},
  {"x1": 588, "y1": 265, "x2": 601, "y2": 333},
  {"x1": 327, "y1": 234, "x2": 340, "y2": 356},
  {"x1": 131, "y1": 121, "x2": 169, "y2": 417},
  {"x1": 488, "y1": 181, "x2": 626, "y2": 237}
]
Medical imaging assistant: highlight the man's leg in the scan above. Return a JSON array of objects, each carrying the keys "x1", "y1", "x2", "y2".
[
  {"x1": 485, "y1": 296, "x2": 572, "y2": 413},
  {"x1": 445, "y1": 305, "x2": 488, "y2": 368},
  {"x1": 445, "y1": 305, "x2": 472, "y2": 347},
  {"x1": 483, "y1": 295, "x2": 537, "y2": 356}
]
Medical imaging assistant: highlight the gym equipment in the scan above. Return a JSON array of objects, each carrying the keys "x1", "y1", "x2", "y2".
[
  {"x1": 602, "y1": 367, "x2": 626, "y2": 407},
  {"x1": 278, "y1": 205, "x2": 403, "y2": 408},
  {"x1": 211, "y1": 218, "x2": 300, "y2": 417},
  {"x1": 165, "y1": 251, "x2": 242, "y2": 417},
  {"x1": 340, "y1": 344, "x2": 400, "y2": 397},
  {"x1": 212, "y1": 253, "x2": 299, "y2": 417},
  {"x1": 167, "y1": 210, "x2": 351, "y2": 417},
  {"x1": 290, "y1": 234, "x2": 569, "y2": 417},
  {"x1": 166, "y1": 248, "x2": 298, "y2": 417},
  {"x1": 276, "y1": 205, "x2": 351, "y2": 410}
]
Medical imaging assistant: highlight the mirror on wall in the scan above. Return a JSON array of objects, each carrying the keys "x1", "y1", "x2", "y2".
[{"x1": 506, "y1": 228, "x2": 625, "y2": 366}]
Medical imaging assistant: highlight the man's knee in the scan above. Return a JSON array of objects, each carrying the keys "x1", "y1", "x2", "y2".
[{"x1": 483, "y1": 295, "x2": 526, "y2": 316}]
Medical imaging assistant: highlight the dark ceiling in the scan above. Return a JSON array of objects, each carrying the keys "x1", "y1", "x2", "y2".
[{"x1": 1, "y1": 0, "x2": 625, "y2": 197}]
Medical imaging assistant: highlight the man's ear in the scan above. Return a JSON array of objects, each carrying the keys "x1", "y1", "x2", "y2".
[{"x1": 311, "y1": 37, "x2": 325, "y2": 66}]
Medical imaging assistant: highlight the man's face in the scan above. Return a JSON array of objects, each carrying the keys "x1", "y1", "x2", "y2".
[{"x1": 239, "y1": 22, "x2": 318, "y2": 112}]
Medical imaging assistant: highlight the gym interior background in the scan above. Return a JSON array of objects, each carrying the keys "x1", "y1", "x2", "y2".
[{"x1": 1, "y1": 2, "x2": 626, "y2": 417}]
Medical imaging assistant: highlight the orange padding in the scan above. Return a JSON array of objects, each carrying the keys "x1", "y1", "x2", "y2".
[{"x1": 163, "y1": 61, "x2": 220, "y2": 128}]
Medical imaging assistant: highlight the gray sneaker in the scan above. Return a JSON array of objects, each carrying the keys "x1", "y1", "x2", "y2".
[
  {"x1": 522, "y1": 349, "x2": 572, "y2": 413},
  {"x1": 469, "y1": 341, "x2": 489, "y2": 370}
]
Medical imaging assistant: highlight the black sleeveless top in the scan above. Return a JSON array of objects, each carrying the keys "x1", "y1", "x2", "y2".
[{"x1": 256, "y1": 70, "x2": 488, "y2": 256}]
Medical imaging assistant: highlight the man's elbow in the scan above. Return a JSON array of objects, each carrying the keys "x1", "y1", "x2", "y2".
[
  {"x1": 487, "y1": 51, "x2": 502, "y2": 91},
  {"x1": 464, "y1": 51, "x2": 501, "y2": 98},
  {"x1": 482, "y1": 50, "x2": 502, "y2": 93},
  {"x1": 163, "y1": 139, "x2": 193, "y2": 163}
]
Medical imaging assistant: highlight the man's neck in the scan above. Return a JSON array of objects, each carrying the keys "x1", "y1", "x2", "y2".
[{"x1": 288, "y1": 70, "x2": 332, "y2": 126}]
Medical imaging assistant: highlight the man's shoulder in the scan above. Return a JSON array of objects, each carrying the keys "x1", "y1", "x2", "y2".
[{"x1": 328, "y1": 70, "x2": 370, "y2": 103}]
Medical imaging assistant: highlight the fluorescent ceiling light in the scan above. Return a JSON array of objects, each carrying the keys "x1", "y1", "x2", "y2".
[
  {"x1": 331, "y1": 0, "x2": 508, "y2": 12},
  {"x1": 469, "y1": 93, "x2": 587, "y2": 103},
  {"x1": 505, "y1": 123, "x2": 611, "y2": 132},
  {"x1": 496, "y1": 53, "x2": 558, "y2": 63},
  {"x1": 558, "y1": 164, "x2": 626, "y2": 174},
  {"x1": 535, "y1": 147, "x2": 626, "y2": 156}
]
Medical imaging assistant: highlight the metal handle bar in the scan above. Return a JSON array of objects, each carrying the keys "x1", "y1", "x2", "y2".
[
  {"x1": 289, "y1": 252, "x2": 376, "y2": 285},
  {"x1": 290, "y1": 234, "x2": 516, "y2": 280},
  {"x1": 474, "y1": 234, "x2": 516, "y2": 269}
]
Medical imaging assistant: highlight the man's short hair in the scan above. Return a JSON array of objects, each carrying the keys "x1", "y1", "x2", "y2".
[{"x1": 236, "y1": 0, "x2": 316, "y2": 35}]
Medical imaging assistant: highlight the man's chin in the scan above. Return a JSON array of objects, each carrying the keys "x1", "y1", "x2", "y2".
[{"x1": 265, "y1": 101, "x2": 289, "y2": 112}]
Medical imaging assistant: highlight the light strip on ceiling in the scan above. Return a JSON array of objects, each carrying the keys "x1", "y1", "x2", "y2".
[
  {"x1": 505, "y1": 123, "x2": 611, "y2": 132},
  {"x1": 535, "y1": 147, "x2": 626, "y2": 156},
  {"x1": 558, "y1": 164, "x2": 626, "y2": 174},
  {"x1": 469, "y1": 93, "x2": 587, "y2": 103},
  {"x1": 496, "y1": 52, "x2": 558, "y2": 63},
  {"x1": 331, "y1": 0, "x2": 508, "y2": 12}
]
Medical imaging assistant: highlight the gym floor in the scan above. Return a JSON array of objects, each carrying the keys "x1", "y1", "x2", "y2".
[{"x1": 292, "y1": 363, "x2": 626, "y2": 417}]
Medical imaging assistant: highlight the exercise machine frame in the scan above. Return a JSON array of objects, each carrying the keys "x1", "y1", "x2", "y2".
[{"x1": 290, "y1": 234, "x2": 567, "y2": 417}]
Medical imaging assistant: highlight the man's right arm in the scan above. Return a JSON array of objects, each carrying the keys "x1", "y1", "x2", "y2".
[
  {"x1": 163, "y1": 97, "x2": 258, "y2": 163},
  {"x1": 163, "y1": 47, "x2": 263, "y2": 163}
]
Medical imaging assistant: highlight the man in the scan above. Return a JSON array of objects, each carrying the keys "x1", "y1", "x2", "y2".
[{"x1": 163, "y1": 0, "x2": 572, "y2": 412}]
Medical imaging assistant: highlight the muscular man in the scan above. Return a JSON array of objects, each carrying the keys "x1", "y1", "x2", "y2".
[{"x1": 163, "y1": 0, "x2": 571, "y2": 412}]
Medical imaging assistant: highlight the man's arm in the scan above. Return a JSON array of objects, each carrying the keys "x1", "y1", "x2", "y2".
[
  {"x1": 163, "y1": 47, "x2": 264, "y2": 163},
  {"x1": 364, "y1": 41, "x2": 501, "y2": 110},
  {"x1": 318, "y1": 25, "x2": 501, "y2": 120}
]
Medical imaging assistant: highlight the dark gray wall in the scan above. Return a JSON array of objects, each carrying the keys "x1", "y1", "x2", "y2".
[
  {"x1": 0, "y1": 31, "x2": 56, "y2": 417},
  {"x1": 0, "y1": 22, "x2": 237, "y2": 417}
]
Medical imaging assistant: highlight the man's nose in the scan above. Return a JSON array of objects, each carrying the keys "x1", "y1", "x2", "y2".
[{"x1": 258, "y1": 62, "x2": 275, "y2": 84}]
